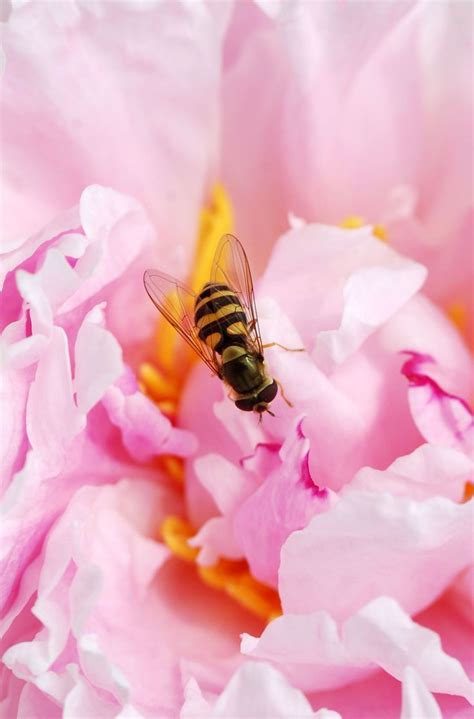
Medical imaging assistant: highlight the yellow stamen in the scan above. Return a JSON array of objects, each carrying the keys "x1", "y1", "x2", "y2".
[
  {"x1": 340, "y1": 215, "x2": 365, "y2": 230},
  {"x1": 190, "y1": 184, "x2": 234, "y2": 295},
  {"x1": 139, "y1": 363, "x2": 179, "y2": 402},
  {"x1": 157, "y1": 400, "x2": 178, "y2": 418},
  {"x1": 372, "y1": 224, "x2": 388, "y2": 242},
  {"x1": 158, "y1": 456, "x2": 185, "y2": 485},
  {"x1": 447, "y1": 302, "x2": 468, "y2": 334},
  {"x1": 161, "y1": 516, "x2": 199, "y2": 562},
  {"x1": 162, "y1": 515, "x2": 281, "y2": 622},
  {"x1": 463, "y1": 482, "x2": 474, "y2": 503},
  {"x1": 340, "y1": 215, "x2": 388, "y2": 242}
]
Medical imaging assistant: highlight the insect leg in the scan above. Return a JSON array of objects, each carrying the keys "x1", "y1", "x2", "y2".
[
  {"x1": 263, "y1": 342, "x2": 304, "y2": 352},
  {"x1": 276, "y1": 380, "x2": 293, "y2": 408}
]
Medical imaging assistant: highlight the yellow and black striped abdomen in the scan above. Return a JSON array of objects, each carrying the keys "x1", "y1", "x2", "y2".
[{"x1": 194, "y1": 282, "x2": 248, "y2": 354}]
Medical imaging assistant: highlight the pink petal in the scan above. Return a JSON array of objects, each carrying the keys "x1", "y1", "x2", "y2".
[
  {"x1": 234, "y1": 420, "x2": 331, "y2": 587},
  {"x1": 190, "y1": 516, "x2": 243, "y2": 567},
  {"x1": 401, "y1": 352, "x2": 474, "y2": 455},
  {"x1": 102, "y1": 382, "x2": 197, "y2": 463},
  {"x1": 74, "y1": 304, "x2": 123, "y2": 415},
  {"x1": 343, "y1": 597, "x2": 474, "y2": 703},
  {"x1": 194, "y1": 454, "x2": 256, "y2": 516},
  {"x1": 241, "y1": 610, "x2": 364, "y2": 693},
  {"x1": 349, "y1": 443, "x2": 473, "y2": 502},
  {"x1": 2, "y1": 1, "x2": 231, "y2": 256},
  {"x1": 26, "y1": 327, "x2": 84, "y2": 473},
  {"x1": 279, "y1": 491, "x2": 474, "y2": 621},
  {"x1": 242, "y1": 596, "x2": 474, "y2": 703},
  {"x1": 1, "y1": 480, "x2": 264, "y2": 717},
  {"x1": 401, "y1": 667, "x2": 442, "y2": 719},
  {"x1": 314, "y1": 257, "x2": 426, "y2": 372},
  {"x1": 208, "y1": 661, "x2": 337, "y2": 718},
  {"x1": 223, "y1": 2, "x2": 472, "y2": 310},
  {"x1": 189, "y1": 455, "x2": 254, "y2": 565}
]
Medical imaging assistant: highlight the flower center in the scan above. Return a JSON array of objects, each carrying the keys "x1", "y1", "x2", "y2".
[{"x1": 139, "y1": 185, "x2": 281, "y2": 623}]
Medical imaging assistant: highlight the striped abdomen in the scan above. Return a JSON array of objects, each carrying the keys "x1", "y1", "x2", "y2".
[{"x1": 194, "y1": 282, "x2": 247, "y2": 354}]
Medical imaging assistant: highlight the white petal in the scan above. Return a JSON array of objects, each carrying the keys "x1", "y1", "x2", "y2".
[{"x1": 400, "y1": 666, "x2": 442, "y2": 719}]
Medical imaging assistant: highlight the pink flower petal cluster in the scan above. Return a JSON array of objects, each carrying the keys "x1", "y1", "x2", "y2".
[{"x1": 1, "y1": 2, "x2": 473, "y2": 718}]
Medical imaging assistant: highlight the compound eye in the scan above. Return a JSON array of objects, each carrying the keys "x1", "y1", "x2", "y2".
[
  {"x1": 257, "y1": 380, "x2": 278, "y2": 404},
  {"x1": 235, "y1": 397, "x2": 255, "y2": 412}
]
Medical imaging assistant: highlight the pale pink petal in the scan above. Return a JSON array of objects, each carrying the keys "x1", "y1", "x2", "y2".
[
  {"x1": 0, "y1": 317, "x2": 48, "y2": 371},
  {"x1": 180, "y1": 362, "x2": 245, "y2": 528},
  {"x1": 223, "y1": 2, "x2": 472, "y2": 312},
  {"x1": 343, "y1": 597, "x2": 474, "y2": 704},
  {"x1": 208, "y1": 661, "x2": 338, "y2": 718},
  {"x1": 242, "y1": 596, "x2": 474, "y2": 703},
  {"x1": 241, "y1": 442, "x2": 282, "y2": 478},
  {"x1": 74, "y1": 304, "x2": 123, "y2": 415},
  {"x1": 0, "y1": 365, "x2": 30, "y2": 491},
  {"x1": 1, "y1": 480, "x2": 264, "y2": 716},
  {"x1": 1, "y1": 1, "x2": 231, "y2": 255},
  {"x1": 188, "y1": 455, "x2": 256, "y2": 564},
  {"x1": 62, "y1": 673, "x2": 122, "y2": 719},
  {"x1": 26, "y1": 327, "x2": 84, "y2": 473},
  {"x1": 194, "y1": 454, "x2": 256, "y2": 515},
  {"x1": 401, "y1": 667, "x2": 442, "y2": 719},
  {"x1": 442, "y1": 566, "x2": 474, "y2": 626},
  {"x1": 2, "y1": 185, "x2": 164, "y2": 356},
  {"x1": 314, "y1": 257, "x2": 426, "y2": 372},
  {"x1": 190, "y1": 516, "x2": 243, "y2": 566},
  {"x1": 279, "y1": 492, "x2": 474, "y2": 620},
  {"x1": 259, "y1": 224, "x2": 418, "y2": 349},
  {"x1": 17, "y1": 683, "x2": 62, "y2": 719},
  {"x1": 15, "y1": 269, "x2": 53, "y2": 338},
  {"x1": 234, "y1": 419, "x2": 331, "y2": 587},
  {"x1": 102, "y1": 381, "x2": 197, "y2": 463},
  {"x1": 241, "y1": 610, "x2": 365, "y2": 693},
  {"x1": 402, "y1": 352, "x2": 474, "y2": 456},
  {"x1": 257, "y1": 582, "x2": 474, "y2": 718},
  {"x1": 181, "y1": 677, "x2": 212, "y2": 718},
  {"x1": 349, "y1": 444, "x2": 473, "y2": 502}
]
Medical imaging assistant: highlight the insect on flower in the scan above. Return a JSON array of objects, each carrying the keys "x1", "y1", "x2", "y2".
[{"x1": 144, "y1": 234, "x2": 299, "y2": 417}]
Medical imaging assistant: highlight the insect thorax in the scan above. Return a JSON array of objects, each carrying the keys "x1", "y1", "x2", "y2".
[{"x1": 221, "y1": 345, "x2": 267, "y2": 395}]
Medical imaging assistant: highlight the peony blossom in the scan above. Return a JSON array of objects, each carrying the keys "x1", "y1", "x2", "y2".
[{"x1": 1, "y1": 2, "x2": 473, "y2": 718}]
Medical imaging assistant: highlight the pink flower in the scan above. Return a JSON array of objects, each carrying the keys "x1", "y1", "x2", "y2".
[{"x1": 1, "y1": 2, "x2": 473, "y2": 718}]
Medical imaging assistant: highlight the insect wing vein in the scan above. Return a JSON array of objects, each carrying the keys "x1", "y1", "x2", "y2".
[
  {"x1": 211, "y1": 234, "x2": 264, "y2": 356},
  {"x1": 143, "y1": 270, "x2": 221, "y2": 376}
]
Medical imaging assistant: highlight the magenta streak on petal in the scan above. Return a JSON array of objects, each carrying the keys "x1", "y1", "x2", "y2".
[
  {"x1": 239, "y1": 442, "x2": 281, "y2": 470},
  {"x1": 295, "y1": 417, "x2": 306, "y2": 440},
  {"x1": 300, "y1": 451, "x2": 327, "y2": 497},
  {"x1": 402, "y1": 352, "x2": 473, "y2": 411},
  {"x1": 294, "y1": 416, "x2": 326, "y2": 496},
  {"x1": 401, "y1": 351, "x2": 474, "y2": 451}
]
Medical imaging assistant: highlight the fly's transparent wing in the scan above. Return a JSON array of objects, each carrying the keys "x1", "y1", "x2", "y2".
[
  {"x1": 143, "y1": 270, "x2": 221, "y2": 376},
  {"x1": 211, "y1": 234, "x2": 263, "y2": 356}
]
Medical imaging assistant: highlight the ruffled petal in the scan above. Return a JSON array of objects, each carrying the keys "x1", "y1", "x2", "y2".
[
  {"x1": 181, "y1": 661, "x2": 341, "y2": 718},
  {"x1": 349, "y1": 443, "x2": 473, "y2": 502},
  {"x1": 233, "y1": 420, "x2": 331, "y2": 587},
  {"x1": 402, "y1": 352, "x2": 474, "y2": 456},
  {"x1": 241, "y1": 596, "x2": 474, "y2": 703},
  {"x1": 279, "y1": 491, "x2": 474, "y2": 620}
]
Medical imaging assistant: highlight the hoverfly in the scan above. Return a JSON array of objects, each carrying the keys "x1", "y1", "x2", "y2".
[{"x1": 144, "y1": 234, "x2": 289, "y2": 417}]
